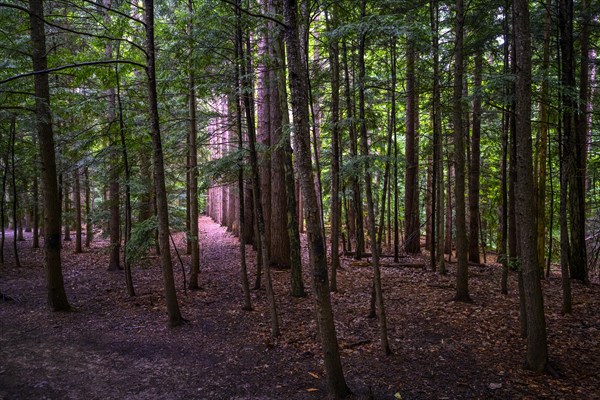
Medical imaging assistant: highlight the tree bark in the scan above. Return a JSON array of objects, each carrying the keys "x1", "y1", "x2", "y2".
[
  {"x1": 187, "y1": 0, "x2": 200, "y2": 290},
  {"x1": 358, "y1": 0, "x2": 391, "y2": 355},
  {"x1": 404, "y1": 39, "x2": 420, "y2": 255},
  {"x1": 29, "y1": 0, "x2": 71, "y2": 311},
  {"x1": 144, "y1": 0, "x2": 183, "y2": 327},
  {"x1": 453, "y1": 0, "x2": 470, "y2": 302},
  {"x1": 283, "y1": 0, "x2": 351, "y2": 395},
  {"x1": 513, "y1": 0, "x2": 548, "y2": 372},
  {"x1": 74, "y1": 168, "x2": 82, "y2": 253},
  {"x1": 468, "y1": 50, "x2": 482, "y2": 264}
]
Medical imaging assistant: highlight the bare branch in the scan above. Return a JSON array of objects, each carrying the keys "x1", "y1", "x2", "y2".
[
  {"x1": 0, "y1": 60, "x2": 146, "y2": 86},
  {"x1": 219, "y1": 0, "x2": 286, "y2": 28}
]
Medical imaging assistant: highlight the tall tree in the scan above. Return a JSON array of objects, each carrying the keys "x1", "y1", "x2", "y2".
[
  {"x1": 453, "y1": 0, "x2": 470, "y2": 302},
  {"x1": 326, "y1": 7, "x2": 341, "y2": 292},
  {"x1": 144, "y1": 0, "x2": 183, "y2": 327},
  {"x1": 187, "y1": 0, "x2": 200, "y2": 291},
  {"x1": 357, "y1": 0, "x2": 391, "y2": 355},
  {"x1": 29, "y1": 0, "x2": 71, "y2": 311},
  {"x1": 468, "y1": 50, "x2": 483, "y2": 264},
  {"x1": 283, "y1": 0, "x2": 350, "y2": 395},
  {"x1": 404, "y1": 38, "x2": 420, "y2": 255},
  {"x1": 513, "y1": 0, "x2": 548, "y2": 371}
]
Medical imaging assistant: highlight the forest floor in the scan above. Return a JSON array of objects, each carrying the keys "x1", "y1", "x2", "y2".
[{"x1": 1, "y1": 216, "x2": 599, "y2": 400}]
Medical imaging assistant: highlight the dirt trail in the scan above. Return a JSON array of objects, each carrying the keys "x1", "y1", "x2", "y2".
[{"x1": 1, "y1": 216, "x2": 599, "y2": 399}]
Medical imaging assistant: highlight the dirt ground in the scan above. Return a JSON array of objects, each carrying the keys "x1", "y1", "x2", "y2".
[{"x1": 1, "y1": 216, "x2": 599, "y2": 399}]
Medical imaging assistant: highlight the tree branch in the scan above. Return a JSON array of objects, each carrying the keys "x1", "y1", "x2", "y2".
[
  {"x1": 220, "y1": 0, "x2": 287, "y2": 28},
  {"x1": 0, "y1": 60, "x2": 146, "y2": 86},
  {"x1": 0, "y1": 2, "x2": 147, "y2": 56}
]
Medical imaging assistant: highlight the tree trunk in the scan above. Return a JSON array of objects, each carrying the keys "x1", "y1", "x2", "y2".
[
  {"x1": 33, "y1": 164, "x2": 39, "y2": 249},
  {"x1": 84, "y1": 167, "x2": 92, "y2": 247},
  {"x1": 283, "y1": 0, "x2": 350, "y2": 395},
  {"x1": 327, "y1": 7, "x2": 341, "y2": 292},
  {"x1": 10, "y1": 116, "x2": 21, "y2": 267},
  {"x1": 268, "y1": 0, "x2": 291, "y2": 269},
  {"x1": 29, "y1": 0, "x2": 71, "y2": 311},
  {"x1": 342, "y1": 39, "x2": 364, "y2": 260},
  {"x1": 74, "y1": 168, "x2": 82, "y2": 253},
  {"x1": 240, "y1": 0, "x2": 279, "y2": 336},
  {"x1": 358, "y1": 0, "x2": 391, "y2": 355},
  {"x1": 468, "y1": 50, "x2": 482, "y2": 264},
  {"x1": 187, "y1": 0, "x2": 200, "y2": 290},
  {"x1": 536, "y1": 8, "x2": 551, "y2": 275},
  {"x1": 453, "y1": 0, "x2": 470, "y2": 302},
  {"x1": 144, "y1": 0, "x2": 183, "y2": 327},
  {"x1": 430, "y1": 0, "x2": 444, "y2": 273},
  {"x1": 63, "y1": 175, "x2": 71, "y2": 242},
  {"x1": 115, "y1": 51, "x2": 135, "y2": 296},
  {"x1": 404, "y1": 40, "x2": 420, "y2": 255},
  {"x1": 513, "y1": 0, "x2": 548, "y2": 371}
]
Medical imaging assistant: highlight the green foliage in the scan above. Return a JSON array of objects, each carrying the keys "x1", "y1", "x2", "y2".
[{"x1": 126, "y1": 217, "x2": 158, "y2": 265}]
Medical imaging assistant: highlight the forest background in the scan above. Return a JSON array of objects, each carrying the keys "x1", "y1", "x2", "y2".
[{"x1": 0, "y1": 0, "x2": 599, "y2": 398}]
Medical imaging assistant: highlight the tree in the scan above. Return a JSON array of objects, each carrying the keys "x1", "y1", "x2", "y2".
[
  {"x1": 144, "y1": 0, "x2": 183, "y2": 327},
  {"x1": 404, "y1": 37, "x2": 420, "y2": 255},
  {"x1": 283, "y1": 0, "x2": 350, "y2": 395},
  {"x1": 453, "y1": 0, "x2": 470, "y2": 302},
  {"x1": 29, "y1": 0, "x2": 71, "y2": 311},
  {"x1": 513, "y1": 0, "x2": 548, "y2": 372}
]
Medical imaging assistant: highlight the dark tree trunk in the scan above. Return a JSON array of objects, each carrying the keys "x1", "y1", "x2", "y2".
[
  {"x1": 468, "y1": 50, "x2": 482, "y2": 264},
  {"x1": 240, "y1": 0, "x2": 279, "y2": 336},
  {"x1": 268, "y1": 0, "x2": 291, "y2": 269},
  {"x1": 115, "y1": 53, "x2": 135, "y2": 296},
  {"x1": 29, "y1": 0, "x2": 71, "y2": 311},
  {"x1": 10, "y1": 116, "x2": 21, "y2": 267},
  {"x1": 430, "y1": 0, "x2": 445, "y2": 273},
  {"x1": 33, "y1": 164, "x2": 39, "y2": 249},
  {"x1": 358, "y1": 0, "x2": 391, "y2": 355},
  {"x1": 84, "y1": 167, "x2": 92, "y2": 247},
  {"x1": 326, "y1": 7, "x2": 341, "y2": 292},
  {"x1": 74, "y1": 168, "x2": 82, "y2": 253},
  {"x1": 342, "y1": 39, "x2": 364, "y2": 260},
  {"x1": 513, "y1": 0, "x2": 548, "y2": 371},
  {"x1": 144, "y1": 0, "x2": 183, "y2": 327},
  {"x1": 187, "y1": 0, "x2": 200, "y2": 290},
  {"x1": 283, "y1": 0, "x2": 351, "y2": 395},
  {"x1": 404, "y1": 40, "x2": 420, "y2": 255},
  {"x1": 453, "y1": 0, "x2": 470, "y2": 302},
  {"x1": 63, "y1": 175, "x2": 71, "y2": 242},
  {"x1": 234, "y1": 1, "x2": 252, "y2": 310}
]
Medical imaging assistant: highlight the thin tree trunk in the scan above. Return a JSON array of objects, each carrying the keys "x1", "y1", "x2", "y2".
[
  {"x1": 326, "y1": 7, "x2": 341, "y2": 292},
  {"x1": 10, "y1": 116, "x2": 21, "y2": 267},
  {"x1": 240, "y1": 0, "x2": 279, "y2": 337},
  {"x1": 500, "y1": 0, "x2": 510, "y2": 294},
  {"x1": 29, "y1": 0, "x2": 71, "y2": 311},
  {"x1": 283, "y1": 0, "x2": 351, "y2": 395},
  {"x1": 404, "y1": 39, "x2": 420, "y2": 255},
  {"x1": 468, "y1": 50, "x2": 482, "y2": 264},
  {"x1": 33, "y1": 163, "x2": 39, "y2": 249},
  {"x1": 342, "y1": 39, "x2": 364, "y2": 260},
  {"x1": 74, "y1": 168, "x2": 82, "y2": 253},
  {"x1": 358, "y1": 0, "x2": 391, "y2": 355},
  {"x1": 144, "y1": 0, "x2": 183, "y2": 327},
  {"x1": 430, "y1": 0, "x2": 444, "y2": 274},
  {"x1": 84, "y1": 167, "x2": 92, "y2": 247},
  {"x1": 187, "y1": 0, "x2": 200, "y2": 290},
  {"x1": 234, "y1": 2, "x2": 252, "y2": 310},
  {"x1": 0, "y1": 130, "x2": 7, "y2": 264},
  {"x1": 536, "y1": 8, "x2": 551, "y2": 275},
  {"x1": 115, "y1": 48, "x2": 134, "y2": 296}
]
